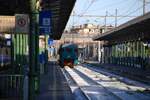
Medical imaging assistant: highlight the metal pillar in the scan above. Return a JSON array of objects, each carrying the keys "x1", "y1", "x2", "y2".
[
  {"x1": 11, "y1": 33, "x2": 15, "y2": 72},
  {"x1": 28, "y1": 16, "x2": 35, "y2": 100},
  {"x1": 98, "y1": 41, "x2": 101, "y2": 63},
  {"x1": 28, "y1": 0, "x2": 38, "y2": 99}
]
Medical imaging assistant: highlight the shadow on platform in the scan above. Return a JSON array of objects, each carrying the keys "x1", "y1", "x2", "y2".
[{"x1": 36, "y1": 61, "x2": 74, "y2": 100}]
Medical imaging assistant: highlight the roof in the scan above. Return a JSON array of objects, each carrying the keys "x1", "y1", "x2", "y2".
[
  {"x1": 0, "y1": 0, "x2": 30, "y2": 15},
  {"x1": 93, "y1": 12, "x2": 150, "y2": 42},
  {"x1": 0, "y1": 0, "x2": 76, "y2": 40},
  {"x1": 49, "y1": 0, "x2": 76, "y2": 39}
]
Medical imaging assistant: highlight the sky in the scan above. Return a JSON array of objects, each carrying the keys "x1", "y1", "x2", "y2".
[{"x1": 65, "y1": 0, "x2": 150, "y2": 30}]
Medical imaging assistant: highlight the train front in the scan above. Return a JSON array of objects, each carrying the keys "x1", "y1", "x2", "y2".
[{"x1": 58, "y1": 43, "x2": 78, "y2": 68}]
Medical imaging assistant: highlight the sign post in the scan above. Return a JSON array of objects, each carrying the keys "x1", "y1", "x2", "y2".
[{"x1": 39, "y1": 11, "x2": 52, "y2": 35}]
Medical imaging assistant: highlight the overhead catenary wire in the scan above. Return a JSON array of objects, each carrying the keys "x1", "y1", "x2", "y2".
[
  {"x1": 88, "y1": 0, "x2": 131, "y2": 12},
  {"x1": 80, "y1": 0, "x2": 91, "y2": 14},
  {"x1": 137, "y1": 0, "x2": 150, "y2": 3},
  {"x1": 79, "y1": 0, "x2": 96, "y2": 15},
  {"x1": 109, "y1": 5, "x2": 144, "y2": 26},
  {"x1": 106, "y1": 0, "x2": 137, "y2": 17},
  {"x1": 68, "y1": 0, "x2": 148, "y2": 28},
  {"x1": 72, "y1": 14, "x2": 137, "y2": 18},
  {"x1": 72, "y1": 0, "x2": 138, "y2": 26},
  {"x1": 107, "y1": 0, "x2": 138, "y2": 26},
  {"x1": 108, "y1": 0, "x2": 150, "y2": 25},
  {"x1": 73, "y1": 0, "x2": 97, "y2": 25},
  {"x1": 73, "y1": 0, "x2": 137, "y2": 18}
]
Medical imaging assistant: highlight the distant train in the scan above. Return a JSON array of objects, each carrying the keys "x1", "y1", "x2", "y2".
[{"x1": 58, "y1": 43, "x2": 78, "y2": 68}]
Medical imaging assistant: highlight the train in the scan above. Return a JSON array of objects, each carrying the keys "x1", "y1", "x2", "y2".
[{"x1": 58, "y1": 43, "x2": 78, "y2": 68}]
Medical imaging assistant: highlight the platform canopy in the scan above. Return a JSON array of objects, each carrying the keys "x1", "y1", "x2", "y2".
[
  {"x1": 0, "y1": 0, "x2": 76, "y2": 40},
  {"x1": 48, "y1": 0, "x2": 76, "y2": 39},
  {"x1": 93, "y1": 12, "x2": 150, "y2": 43}
]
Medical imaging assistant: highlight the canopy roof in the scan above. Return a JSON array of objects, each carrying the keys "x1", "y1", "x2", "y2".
[
  {"x1": 93, "y1": 12, "x2": 150, "y2": 42},
  {"x1": 0, "y1": 0, "x2": 76, "y2": 40}
]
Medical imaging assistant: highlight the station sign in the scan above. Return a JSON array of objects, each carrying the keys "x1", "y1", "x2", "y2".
[
  {"x1": 15, "y1": 14, "x2": 29, "y2": 33},
  {"x1": 39, "y1": 11, "x2": 52, "y2": 35},
  {"x1": 0, "y1": 16, "x2": 15, "y2": 33}
]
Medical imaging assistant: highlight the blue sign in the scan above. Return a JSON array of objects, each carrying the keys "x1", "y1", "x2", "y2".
[
  {"x1": 48, "y1": 38, "x2": 53, "y2": 46},
  {"x1": 39, "y1": 11, "x2": 52, "y2": 35}
]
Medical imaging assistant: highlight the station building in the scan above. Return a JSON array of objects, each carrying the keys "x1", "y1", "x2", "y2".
[{"x1": 56, "y1": 23, "x2": 114, "y2": 61}]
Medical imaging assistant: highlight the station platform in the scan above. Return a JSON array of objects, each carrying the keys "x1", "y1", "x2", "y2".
[
  {"x1": 84, "y1": 60, "x2": 150, "y2": 85},
  {"x1": 36, "y1": 62, "x2": 74, "y2": 100}
]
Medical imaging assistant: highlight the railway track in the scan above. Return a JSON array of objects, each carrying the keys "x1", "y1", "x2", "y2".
[
  {"x1": 62, "y1": 65, "x2": 150, "y2": 100},
  {"x1": 61, "y1": 68, "x2": 89, "y2": 100},
  {"x1": 62, "y1": 66, "x2": 121, "y2": 100}
]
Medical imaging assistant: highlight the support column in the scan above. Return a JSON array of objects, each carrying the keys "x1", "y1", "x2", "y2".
[
  {"x1": 98, "y1": 41, "x2": 101, "y2": 63},
  {"x1": 29, "y1": 0, "x2": 37, "y2": 99}
]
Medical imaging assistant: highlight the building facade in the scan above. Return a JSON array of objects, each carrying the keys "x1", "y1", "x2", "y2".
[{"x1": 56, "y1": 23, "x2": 114, "y2": 61}]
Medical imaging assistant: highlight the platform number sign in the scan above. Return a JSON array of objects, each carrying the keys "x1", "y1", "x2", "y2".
[{"x1": 39, "y1": 11, "x2": 52, "y2": 35}]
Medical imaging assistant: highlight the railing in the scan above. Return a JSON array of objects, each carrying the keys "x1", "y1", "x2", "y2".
[
  {"x1": 108, "y1": 57, "x2": 149, "y2": 69},
  {"x1": 0, "y1": 74, "x2": 24, "y2": 100}
]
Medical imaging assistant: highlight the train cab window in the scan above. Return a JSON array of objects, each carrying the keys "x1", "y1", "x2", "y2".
[{"x1": 66, "y1": 48, "x2": 71, "y2": 52}]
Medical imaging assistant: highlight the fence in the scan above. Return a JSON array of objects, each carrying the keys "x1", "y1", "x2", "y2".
[{"x1": 0, "y1": 74, "x2": 24, "y2": 100}]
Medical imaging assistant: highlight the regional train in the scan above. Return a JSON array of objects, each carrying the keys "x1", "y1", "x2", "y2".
[{"x1": 58, "y1": 43, "x2": 78, "y2": 68}]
